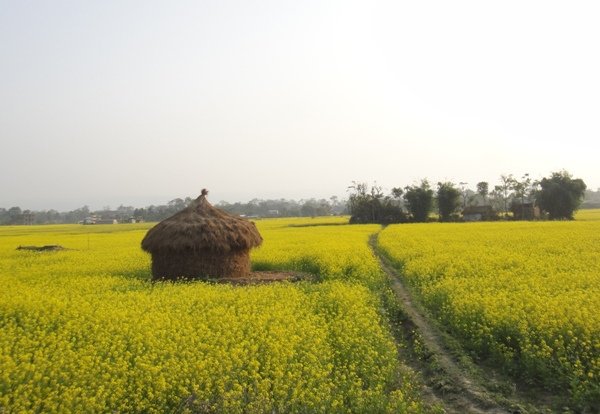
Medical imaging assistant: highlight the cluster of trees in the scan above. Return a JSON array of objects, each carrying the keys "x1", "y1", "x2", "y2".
[
  {"x1": 216, "y1": 197, "x2": 345, "y2": 217},
  {"x1": 0, "y1": 171, "x2": 593, "y2": 226},
  {"x1": 0, "y1": 207, "x2": 39, "y2": 225},
  {"x1": 0, "y1": 196, "x2": 347, "y2": 225},
  {"x1": 537, "y1": 172, "x2": 587, "y2": 219},
  {"x1": 347, "y1": 180, "x2": 454, "y2": 224},
  {"x1": 582, "y1": 188, "x2": 600, "y2": 209},
  {"x1": 346, "y1": 182, "x2": 406, "y2": 224},
  {"x1": 347, "y1": 171, "x2": 588, "y2": 224},
  {"x1": 0, "y1": 205, "x2": 142, "y2": 225}
]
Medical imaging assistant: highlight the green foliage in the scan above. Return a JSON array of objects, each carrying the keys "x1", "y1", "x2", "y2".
[
  {"x1": 494, "y1": 174, "x2": 514, "y2": 217},
  {"x1": 403, "y1": 181, "x2": 434, "y2": 222},
  {"x1": 436, "y1": 182, "x2": 461, "y2": 222},
  {"x1": 476, "y1": 182, "x2": 489, "y2": 200},
  {"x1": 509, "y1": 173, "x2": 534, "y2": 204},
  {"x1": 347, "y1": 182, "x2": 406, "y2": 225},
  {"x1": 537, "y1": 171, "x2": 587, "y2": 220}
]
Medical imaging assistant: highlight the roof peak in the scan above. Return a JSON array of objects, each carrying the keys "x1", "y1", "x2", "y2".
[{"x1": 141, "y1": 187, "x2": 263, "y2": 253}]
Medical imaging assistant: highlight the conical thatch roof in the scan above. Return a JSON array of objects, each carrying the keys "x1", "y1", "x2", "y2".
[{"x1": 141, "y1": 189, "x2": 262, "y2": 253}]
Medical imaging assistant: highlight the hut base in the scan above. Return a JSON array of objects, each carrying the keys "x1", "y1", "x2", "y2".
[
  {"x1": 208, "y1": 271, "x2": 313, "y2": 285},
  {"x1": 151, "y1": 249, "x2": 251, "y2": 281}
]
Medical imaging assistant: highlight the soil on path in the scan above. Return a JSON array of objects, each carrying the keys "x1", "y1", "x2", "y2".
[{"x1": 370, "y1": 233, "x2": 515, "y2": 414}]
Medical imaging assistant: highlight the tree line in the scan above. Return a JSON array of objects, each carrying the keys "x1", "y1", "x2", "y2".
[
  {"x1": 0, "y1": 170, "x2": 594, "y2": 225},
  {"x1": 348, "y1": 170, "x2": 588, "y2": 224},
  {"x1": 216, "y1": 197, "x2": 345, "y2": 217},
  {"x1": 0, "y1": 197, "x2": 347, "y2": 225}
]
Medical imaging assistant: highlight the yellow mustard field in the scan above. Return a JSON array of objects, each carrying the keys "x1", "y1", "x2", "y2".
[
  {"x1": 576, "y1": 209, "x2": 600, "y2": 222},
  {"x1": 379, "y1": 220, "x2": 600, "y2": 406},
  {"x1": 254, "y1": 216, "x2": 350, "y2": 229},
  {"x1": 253, "y1": 220, "x2": 386, "y2": 289},
  {"x1": 0, "y1": 220, "x2": 427, "y2": 413}
]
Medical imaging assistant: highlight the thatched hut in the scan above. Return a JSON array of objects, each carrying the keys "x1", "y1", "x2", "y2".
[{"x1": 141, "y1": 189, "x2": 262, "y2": 281}]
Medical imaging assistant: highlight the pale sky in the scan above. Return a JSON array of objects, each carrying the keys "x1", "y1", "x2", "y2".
[{"x1": 1, "y1": 1, "x2": 599, "y2": 210}]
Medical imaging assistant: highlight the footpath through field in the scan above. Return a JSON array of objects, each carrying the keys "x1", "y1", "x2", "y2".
[{"x1": 370, "y1": 232, "x2": 513, "y2": 414}]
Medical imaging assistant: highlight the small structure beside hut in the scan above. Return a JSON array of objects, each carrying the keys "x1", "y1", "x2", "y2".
[
  {"x1": 141, "y1": 189, "x2": 263, "y2": 281},
  {"x1": 510, "y1": 202, "x2": 540, "y2": 220},
  {"x1": 462, "y1": 205, "x2": 497, "y2": 222}
]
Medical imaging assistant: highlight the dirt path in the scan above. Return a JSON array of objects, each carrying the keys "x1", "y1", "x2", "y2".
[{"x1": 369, "y1": 233, "x2": 512, "y2": 414}]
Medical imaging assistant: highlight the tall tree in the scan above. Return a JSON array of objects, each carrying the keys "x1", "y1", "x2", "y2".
[
  {"x1": 476, "y1": 181, "x2": 489, "y2": 205},
  {"x1": 404, "y1": 180, "x2": 434, "y2": 222},
  {"x1": 509, "y1": 174, "x2": 532, "y2": 204},
  {"x1": 347, "y1": 181, "x2": 371, "y2": 223},
  {"x1": 7, "y1": 207, "x2": 22, "y2": 225},
  {"x1": 537, "y1": 171, "x2": 587, "y2": 220},
  {"x1": 370, "y1": 182, "x2": 384, "y2": 222},
  {"x1": 458, "y1": 182, "x2": 469, "y2": 208},
  {"x1": 509, "y1": 173, "x2": 533, "y2": 219},
  {"x1": 391, "y1": 187, "x2": 403, "y2": 200},
  {"x1": 497, "y1": 174, "x2": 514, "y2": 218},
  {"x1": 436, "y1": 182, "x2": 461, "y2": 222}
]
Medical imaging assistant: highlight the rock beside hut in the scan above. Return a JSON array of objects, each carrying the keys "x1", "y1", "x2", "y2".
[{"x1": 141, "y1": 189, "x2": 263, "y2": 281}]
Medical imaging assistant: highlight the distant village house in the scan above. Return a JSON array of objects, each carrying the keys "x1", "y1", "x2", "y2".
[
  {"x1": 510, "y1": 202, "x2": 540, "y2": 220},
  {"x1": 462, "y1": 205, "x2": 497, "y2": 222},
  {"x1": 80, "y1": 216, "x2": 118, "y2": 225}
]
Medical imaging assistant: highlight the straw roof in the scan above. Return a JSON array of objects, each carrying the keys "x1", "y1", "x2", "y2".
[{"x1": 141, "y1": 189, "x2": 262, "y2": 253}]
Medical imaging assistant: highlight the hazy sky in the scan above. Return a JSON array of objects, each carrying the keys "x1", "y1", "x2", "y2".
[{"x1": 1, "y1": 1, "x2": 599, "y2": 210}]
